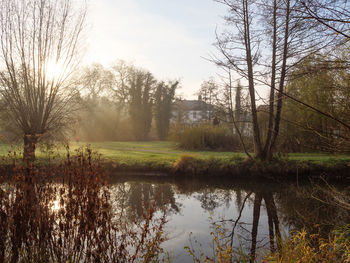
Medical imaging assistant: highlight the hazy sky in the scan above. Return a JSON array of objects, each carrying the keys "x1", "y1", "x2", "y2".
[{"x1": 85, "y1": 0, "x2": 227, "y2": 98}]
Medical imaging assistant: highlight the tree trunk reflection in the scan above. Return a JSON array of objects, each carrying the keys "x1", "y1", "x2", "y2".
[
  {"x1": 250, "y1": 194, "x2": 262, "y2": 262},
  {"x1": 249, "y1": 192, "x2": 281, "y2": 262},
  {"x1": 263, "y1": 192, "x2": 281, "y2": 252}
]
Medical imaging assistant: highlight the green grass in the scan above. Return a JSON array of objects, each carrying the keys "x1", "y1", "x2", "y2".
[
  {"x1": 84, "y1": 141, "x2": 350, "y2": 162},
  {"x1": 76, "y1": 141, "x2": 245, "y2": 169},
  {"x1": 0, "y1": 141, "x2": 241, "y2": 168},
  {"x1": 0, "y1": 141, "x2": 349, "y2": 168},
  {"x1": 288, "y1": 152, "x2": 350, "y2": 162}
]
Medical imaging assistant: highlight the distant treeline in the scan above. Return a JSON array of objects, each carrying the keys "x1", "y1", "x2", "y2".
[
  {"x1": 0, "y1": 61, "x2": 179, "y2": 142},
  {"x1": 76, "y1": 62, "x2": 180, "y2": 141}
]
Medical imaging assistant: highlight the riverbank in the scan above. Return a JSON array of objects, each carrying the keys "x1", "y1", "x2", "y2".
[
  {"x1": 2, "y1": 152, "x2": 348, "y2": 263},
  {"x1": 1, "y1": 141, "x2": 349, "y2": 181},
  {"x1": 104, "y1": 155, "x2": 350, "y2": 181}
]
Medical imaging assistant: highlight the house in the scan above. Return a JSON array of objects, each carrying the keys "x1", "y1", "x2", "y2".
[
  {"x1": 171, "y1": 97, "x2": 254, "y2": 137},
  {"x1": 171, "y1": 97, "x2": 216, "y2": 124}
]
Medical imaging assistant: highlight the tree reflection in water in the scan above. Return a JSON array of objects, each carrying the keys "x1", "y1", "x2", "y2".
[
  {"x1": 110, "y1": 181, "x2": 180, "y2": 221},
  {"x1": 249, "y1": 192, "x2": 281, "y2": 262},
  {"x1": 194, "y1": 190, "x2": 282, "y2": 262},
  {"x1": 111, "y1": 177, "x2": 349, "y2": 262}
]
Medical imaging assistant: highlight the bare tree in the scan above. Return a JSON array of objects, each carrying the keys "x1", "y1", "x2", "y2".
[
  {"x1": 213, "y1": 0, "x2": 340, "y2": 160},
  {"x1": 197, "y1": 78, "x2": 219, "y2": 121},
  {"x1": 299, "y1": 0, "x2": 350, "y2": 39},
  {"x1": 0, "y1": 0, "x2": 86, "y2": 161},
  {"x1": 215, "y1": 68, "x2": 253, "y2": 157},
  {"x1": 75, "y1": 64, "x2": 117, "y2": 141},
  {"x1": 111, "y1": 60, "x2": 132, "y2": 112},
  {"x1": 80, "y1": 63, "x2": 114, "y2": 101}
]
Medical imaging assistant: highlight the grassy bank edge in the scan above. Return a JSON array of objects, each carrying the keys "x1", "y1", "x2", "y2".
[
  {"x1": 101, "y1": 156, "x2": 350, "y2": 181},
  {"x1": 1, "y1": 141, "x2": 349, "y2": 180}
]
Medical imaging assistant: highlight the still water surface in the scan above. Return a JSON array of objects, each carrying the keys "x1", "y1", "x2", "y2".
[{"x1": 110, "y1": 177, "x2": 349, "y2": 262}]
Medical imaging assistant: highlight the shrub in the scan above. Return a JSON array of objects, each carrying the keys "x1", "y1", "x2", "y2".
[
  {"x1": 186, "y1": 219, "x2": 350, "y2": 263},
  {"x1": 263, "y1": 229, "x2": 350, "y2": 262},
  {"x1": 0, "y1": 147, "x2": 167, "y2": 262},
  {"x1": 173, "y1": 154, "x2": 198, "y2": 174},
  {"x1": 170, "y1": 124, "x2": 242, "y2": 151}
]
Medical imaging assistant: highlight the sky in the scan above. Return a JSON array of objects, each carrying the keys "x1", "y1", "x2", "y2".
[{"x1": 85, "y1": 0, "x2": 228, "y2": 99}]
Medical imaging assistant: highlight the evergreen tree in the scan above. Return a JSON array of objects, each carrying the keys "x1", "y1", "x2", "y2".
[
  {"x1": 128, "y1": 69, "x2": 155, "y2": 140},
  {"x1": 234, "y1": 82, "x2": 242, "y2": 132},
  {"x1": 154, "y1": 81, "x2": 179, "y2": 140}
]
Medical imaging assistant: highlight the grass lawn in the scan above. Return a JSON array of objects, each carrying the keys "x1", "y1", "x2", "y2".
[{"x1": 0, "y1": 141, "x2": 349, "y2": 167}]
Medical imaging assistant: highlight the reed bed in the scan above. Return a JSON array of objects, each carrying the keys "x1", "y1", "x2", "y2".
[{"x1": 0, "y1": 147, "x2": 167, "y2": 263}]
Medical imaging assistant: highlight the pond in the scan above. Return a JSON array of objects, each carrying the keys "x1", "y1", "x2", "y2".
[
  {"x1": 109, "y1": 176, "x2": 350, "y2": 262},
  {"x1": 1, "y1": 167, "x2": 349, "y2": 262}
]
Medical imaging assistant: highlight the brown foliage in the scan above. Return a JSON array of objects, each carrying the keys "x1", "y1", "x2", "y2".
[{"x1": 0, "y1": 147, "x2": 167, "y2": 262}]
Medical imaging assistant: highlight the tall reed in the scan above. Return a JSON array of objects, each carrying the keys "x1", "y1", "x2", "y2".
[
  {"x1": 170, "y1": 124, "x2": 243, "y2": 151},
  {"x1": 0, "y1": 146, "x2": 167, "y2": 263}
]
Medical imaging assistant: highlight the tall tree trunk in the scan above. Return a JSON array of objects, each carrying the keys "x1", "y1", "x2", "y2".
[
  {"x1": 269, "y1": 0, "x2": 291, "y2": 157},
  {"x1": 242, "y1": 0, "x2": 263, "y2": 157},
  {"x1": 23, "y1": 134, "x2": 39, "y2": 162}
]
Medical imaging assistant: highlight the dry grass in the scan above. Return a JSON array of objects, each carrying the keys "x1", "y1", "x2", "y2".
[
  {"x1": 0, "y1": 147, "x2": 167, "y2": 262},
  {"x1": 263, "y1": 229, "x2": 350, "y2": 263}
]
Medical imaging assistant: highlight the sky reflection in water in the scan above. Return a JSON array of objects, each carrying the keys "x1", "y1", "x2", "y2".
[{"x1": 109, "y1": 178, "x2": 327, "y2": 263}]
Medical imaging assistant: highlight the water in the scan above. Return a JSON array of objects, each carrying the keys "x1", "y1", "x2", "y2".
[
  {"x1": 109, "y1": 177, "x2": 349, "y2": 262},
  {"x1": 2, "y1": 172, "x2": 348, "y2": 262}
]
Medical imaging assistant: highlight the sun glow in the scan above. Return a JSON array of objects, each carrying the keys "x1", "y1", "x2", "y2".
[{"x1": 45, "y1": 60, "x2": 65, "y2": 82}]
